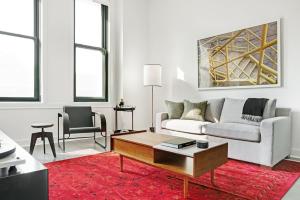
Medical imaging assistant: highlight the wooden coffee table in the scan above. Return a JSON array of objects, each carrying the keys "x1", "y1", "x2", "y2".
[{"x1": 111, "y1": 132, "x2": 228, "y2": 198}]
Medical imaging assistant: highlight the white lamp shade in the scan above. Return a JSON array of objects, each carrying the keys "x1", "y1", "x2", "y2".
[{"x1": 144, "y1": 64, "x2": 162, "y2": 86}]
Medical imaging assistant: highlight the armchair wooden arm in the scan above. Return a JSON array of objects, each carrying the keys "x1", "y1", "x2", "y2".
[{"x1": 92, "y1": 112, "x2": 107, "y2": 132}]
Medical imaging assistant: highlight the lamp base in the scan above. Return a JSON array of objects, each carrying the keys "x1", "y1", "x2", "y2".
[{"x1": 149, "y1": 127, "x2": 155, "y2": 132}]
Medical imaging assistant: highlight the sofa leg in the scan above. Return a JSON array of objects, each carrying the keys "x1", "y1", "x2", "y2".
[{"x1": 260, "y1": 165, "x2": 273, "y2": 170}]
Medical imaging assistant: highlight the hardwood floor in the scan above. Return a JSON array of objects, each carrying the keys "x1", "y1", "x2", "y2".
[{"x1": 23, "y1": 137, "x2": 107, "y2": 163}]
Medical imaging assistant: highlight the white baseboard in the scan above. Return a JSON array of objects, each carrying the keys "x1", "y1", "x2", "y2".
[{"x1": 291, "y1": 148, "x2": 300, "y2": 159}]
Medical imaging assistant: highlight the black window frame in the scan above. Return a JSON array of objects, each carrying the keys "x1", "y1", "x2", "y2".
[
  {"x1": 74, "y1": 0, "x2": 108, "y2": 102},
  {"x1": 0, "y1": 0, "x2": 40, "y2": 102}
]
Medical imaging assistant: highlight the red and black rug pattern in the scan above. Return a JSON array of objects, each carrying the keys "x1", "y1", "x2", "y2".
[{"x1": 45, "y1": 152, "x2": 300, "y2": 200}]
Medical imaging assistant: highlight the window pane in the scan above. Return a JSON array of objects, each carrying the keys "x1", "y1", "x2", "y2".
[
  {"x1": 0, "y1": 0, "x2": 34, "y2": 36},
  {"x1": 75, "y1": 0, "x2": 102, "y2": 47},
  {"x1": 76, "y1": 47, "x2": 104, "y2": 98},
  {"x1": 0, "y1": 34, "x2": 35, "y2": 97}
]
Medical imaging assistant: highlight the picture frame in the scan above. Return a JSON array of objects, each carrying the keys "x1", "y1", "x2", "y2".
[{"x1": 197, "y1": 20, "x2": 281, "y2": 90}]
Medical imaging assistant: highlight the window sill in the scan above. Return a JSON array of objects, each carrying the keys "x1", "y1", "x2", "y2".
[{"x1": 0, "y1": 102, "x2": 114, "y2": 110}]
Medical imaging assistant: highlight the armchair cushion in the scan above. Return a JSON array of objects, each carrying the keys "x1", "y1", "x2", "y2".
[
  {"x1": 69, "y1": 127, "x2": 101, "y2": 134},
  {"x1": 63, "y1": 106, "x2": 93, "y2": 128}
]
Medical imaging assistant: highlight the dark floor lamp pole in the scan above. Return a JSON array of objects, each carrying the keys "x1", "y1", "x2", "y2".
[{"x1": 144, "y1": 64, "x2": 162, "y2": 132}]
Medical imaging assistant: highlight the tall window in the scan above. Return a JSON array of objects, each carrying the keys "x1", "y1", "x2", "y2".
[
  {"x1": 0, "y1": 0, "x2": 39, "y2": 101},
  {"x1": 74, "y1": 0, "x2": 108, "y2": 102}
]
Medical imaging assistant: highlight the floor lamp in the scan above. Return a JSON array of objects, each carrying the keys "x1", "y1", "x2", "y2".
[{"x1": 144, "y1": 64, "x2": 162, "y2": 132}]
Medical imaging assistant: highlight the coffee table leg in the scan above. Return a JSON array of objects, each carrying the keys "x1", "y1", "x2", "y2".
[
  {"x1": 183, "y1": 177, "x2": 188, "y2": 199},
  {"x1": 211, "y1": 169, "x2": 215, "y2": 185},
  {"x1": 120, "y1": 155, "x2": 123, "y2": 172}
]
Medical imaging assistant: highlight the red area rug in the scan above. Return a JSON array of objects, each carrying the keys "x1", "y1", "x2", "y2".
[{"x1": 45, "y1": 152, "x2": 300, "y2": 200}]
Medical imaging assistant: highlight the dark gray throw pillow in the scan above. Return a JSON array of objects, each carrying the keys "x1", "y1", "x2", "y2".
[
  {"x1": 263, "y1": 99, "x2": 277, "y2": 119},
  {"x1": 165, "y1": 100, "x2": 184, "y2": 119},
  {"x1": 181, "y1": 100, "x2": 207, "y2": 121},
  {"x1": 205, "y1": 98, "x2": 225, "y2": 122}
]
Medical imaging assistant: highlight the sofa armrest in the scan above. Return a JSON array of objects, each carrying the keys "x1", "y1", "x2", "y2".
[
  {"x1": 155, "y1": 112, "x2": 169, "y2": 131},
  {"x1": 260, "y1": 116, "x2": 292, "y2": 165},
  {"x1": 260, "y1": 117, "x2": 291, "y2": 137},
  {"x1": 156, "y1": 112, "x2": 169, "y2": 122}
]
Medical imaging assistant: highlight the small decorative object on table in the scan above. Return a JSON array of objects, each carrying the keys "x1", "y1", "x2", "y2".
[
  {"x1": 196, "y1": 140, "x2": 209, "y2": 149},
  {"x1": 119, "y1": 98, "x2": 125, "y2": 107}
]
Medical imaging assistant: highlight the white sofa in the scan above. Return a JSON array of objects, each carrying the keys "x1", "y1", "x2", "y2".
[{"x1": 156, "y1": 98, "x2": 292, "y2": 167}]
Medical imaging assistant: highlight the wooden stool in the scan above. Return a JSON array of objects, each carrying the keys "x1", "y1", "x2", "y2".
[{"x1": 29, "y1": 123, "x2": 56, "y2": 157}]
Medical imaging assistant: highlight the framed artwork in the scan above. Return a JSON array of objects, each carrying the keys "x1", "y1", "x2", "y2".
[{"x1": 198, "y1": 20, "x2": 280, "y2": 90}]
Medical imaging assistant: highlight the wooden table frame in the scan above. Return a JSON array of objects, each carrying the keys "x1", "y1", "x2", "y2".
[
  {"x1": 112, "y1": 132, "x2": 228, "y2": 199},
  {"x1": 119, "y1": 154, "x2": 216, "y2": 198}
]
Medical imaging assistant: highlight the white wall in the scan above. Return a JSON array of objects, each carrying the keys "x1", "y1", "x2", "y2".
[
  {"x1": 0, "y1": 0, "x2": 121, "y2": 145},
  {"x1": 145, "y1": 0, "x2": 300, "y2": 157},
  {"x1": 121, "y1": 0, "x2": 151, "y2": 130}
]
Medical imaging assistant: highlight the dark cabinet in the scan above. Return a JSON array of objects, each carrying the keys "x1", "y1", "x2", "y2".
[{"x1": 0, "y1": 131, "x2": 48, "y2": 200}]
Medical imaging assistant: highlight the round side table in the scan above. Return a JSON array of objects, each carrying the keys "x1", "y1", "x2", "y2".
[{"x1": 29, "y1": 123, "x2": 56, "y2": 157}]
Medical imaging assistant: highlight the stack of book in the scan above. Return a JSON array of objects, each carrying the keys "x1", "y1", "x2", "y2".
[{"x1": 160, "y1": 138, "x2": 196, "y2": 149}]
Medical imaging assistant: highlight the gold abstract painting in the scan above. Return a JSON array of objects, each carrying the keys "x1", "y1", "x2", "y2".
[{"x1": 198, "y1": 21, "x2": 280, "y2": 89}]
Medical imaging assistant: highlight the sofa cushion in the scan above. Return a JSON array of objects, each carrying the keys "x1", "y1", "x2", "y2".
[
  {"x1": 220, "y1": 98, "x2": 277, "y2": 126},
  {"x1": 220, "y1": 98, "x2": 254, "y2": 124},
  {"x1": 165, "y1": 100, "x2": 184, "y2": 119},
  {"x1": 161, "y1": 119, "x2": 211, "y2": 134},
  {"x1": 205, "y1": 98, "x2": 225, "y2": 123},
  {"x1": 181, "y1": 100, "x2": 207, "y2": 121},
  {"x1": 202, "y1": 123, "x2": 261, "y2": 142}
]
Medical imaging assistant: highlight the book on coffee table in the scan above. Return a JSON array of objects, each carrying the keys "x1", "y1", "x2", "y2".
[{"x1": 160, "y1": 138, "x2": 196, "y2": 149}]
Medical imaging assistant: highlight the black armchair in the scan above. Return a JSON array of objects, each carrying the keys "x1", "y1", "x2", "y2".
[{"x1": 58, "y1": 106, "x2": 107, "y2": 151}]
